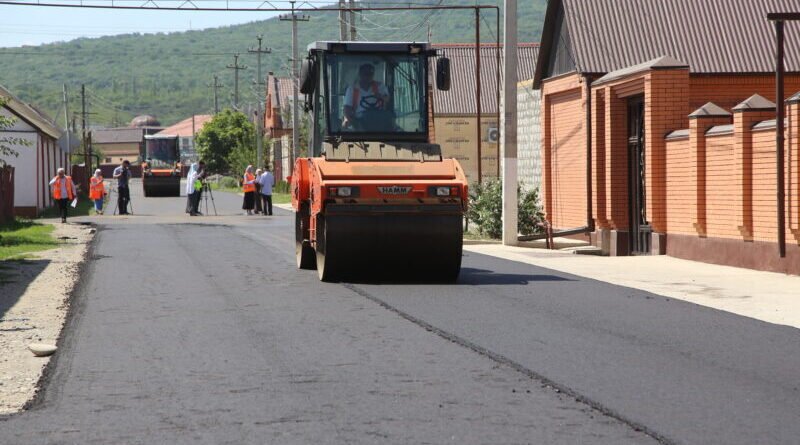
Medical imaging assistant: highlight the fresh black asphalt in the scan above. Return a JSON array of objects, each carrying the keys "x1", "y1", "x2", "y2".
[{"x1": 1, "y1": 182, "x2": 798, "y2": 444}]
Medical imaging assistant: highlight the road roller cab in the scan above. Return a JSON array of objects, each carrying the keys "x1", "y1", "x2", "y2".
[
  {"x1": 292, "y1": 41, "x2": 467, "y2": 282},
  {"x1": 141, "y1": 135, "x2": 182, "y2": 197}
]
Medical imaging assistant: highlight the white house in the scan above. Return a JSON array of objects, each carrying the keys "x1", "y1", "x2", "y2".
[{"x1": 0, "y1": 84, "x2": 66, "y2": 217}]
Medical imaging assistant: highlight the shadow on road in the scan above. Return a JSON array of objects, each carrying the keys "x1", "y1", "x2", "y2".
[
  {"x1": 457, "y1": 267, "x2": 573, "y2": 285},
  {"x1": 340, "y1": 267, "x2": 573, "y2": 285},
  {"x1": 0, "y1": 259, "x2": 50, "y2": 323}
]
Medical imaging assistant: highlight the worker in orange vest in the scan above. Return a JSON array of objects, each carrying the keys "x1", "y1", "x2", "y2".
[
  {"x1": 49, "y1": 168, "x2": 77, "y2": 223},
  {"x1": 242, "y1": 165, "x2": 256, "y2": 215},
  {"x1": 89, "y1": 169, "x2": 107, "y2": 215}
]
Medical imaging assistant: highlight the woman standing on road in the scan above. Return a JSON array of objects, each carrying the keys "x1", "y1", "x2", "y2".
[
  {"x1": 48, "y1": 168, "x2": 77, "y2": 223},
  {"x1": 89, "y1": 169, "x2": 106, "y2": 215},
  {"x1": 242, "y1": 165, "x2": 256, "y2": 215}
]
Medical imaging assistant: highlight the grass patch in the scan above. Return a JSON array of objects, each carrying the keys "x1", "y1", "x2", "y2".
[
  {"x1": 0, "y1": 220, "x2": 59, "y2": 261},
  {"x1": 208, "y1": 182, "x2": 242, "y2": 194},
  {"x1": 272, "y1": 193, "x2": 291, "y2": 204},
  {"x1": 39, "y1": 194, "x2": 96, "y2": 218}
]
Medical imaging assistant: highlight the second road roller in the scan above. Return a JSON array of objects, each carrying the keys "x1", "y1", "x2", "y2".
[
  {"x1": 141, "y1": 134, "x2": 182, "y2": 197},
  {"x1": 291, "y1": 41, "x2": 467, "y2": 282}
]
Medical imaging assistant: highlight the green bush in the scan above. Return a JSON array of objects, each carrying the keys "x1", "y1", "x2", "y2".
[
  {"x1": 273, "y1": 180, "x2": 290, "y2": 194},
  {"x1": 217, "y1": 176, "x2": 239, "y2": 189},
  {"x1": 467, "y1": 178, "x2": 545, "y2": 239}
]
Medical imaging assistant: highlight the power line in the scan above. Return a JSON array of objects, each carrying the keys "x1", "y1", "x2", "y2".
[{"x1": 226, "y1": 53, "x2": 247, "y2": 110}]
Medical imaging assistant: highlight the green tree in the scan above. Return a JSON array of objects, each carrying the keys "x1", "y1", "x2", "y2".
[
  {"x1": 0, "y1": 99, "x2": 30, "y2": 168},
  {"x1": 195, "y1": 109, "x2": 254, "y2": 174}
]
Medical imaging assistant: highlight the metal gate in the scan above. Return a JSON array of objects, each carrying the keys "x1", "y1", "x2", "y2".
[{"x1": 627, "y1": 96, "x2": 650, "y2": 255}]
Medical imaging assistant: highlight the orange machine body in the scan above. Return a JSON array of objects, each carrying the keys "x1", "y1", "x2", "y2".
[{"x1": 292, "y1": 157, "x2": 468, "y2": 249}]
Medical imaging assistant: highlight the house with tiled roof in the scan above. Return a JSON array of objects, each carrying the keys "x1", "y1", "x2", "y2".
[
  {"x1": 156, "y1": 115, "x2": 213, "y2": 163},
  {"x1": 0, "y1": 84, "x2": 67, "y2": 217},
  {"x1": 534, "y1": 0, "x2": 800, "y2": 273}
]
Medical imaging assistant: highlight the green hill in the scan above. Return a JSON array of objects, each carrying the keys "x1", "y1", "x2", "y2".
[{"x1": 0, "y1": 0, "x2": 546, "y2": 127}]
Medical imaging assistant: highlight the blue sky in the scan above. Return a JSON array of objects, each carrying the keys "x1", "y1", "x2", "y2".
[{"x1": 0, "y1": 4, "x2": 282, "y2": 47}]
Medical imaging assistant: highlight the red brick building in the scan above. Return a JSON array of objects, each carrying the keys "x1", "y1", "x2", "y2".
[{"x1": 533, "y1": 0, "x2": 800, "y2": 273}]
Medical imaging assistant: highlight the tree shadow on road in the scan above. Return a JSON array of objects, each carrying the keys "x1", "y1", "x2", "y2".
[{"x1": 0, "y1": 259, "x2": 50, "y2": 325}]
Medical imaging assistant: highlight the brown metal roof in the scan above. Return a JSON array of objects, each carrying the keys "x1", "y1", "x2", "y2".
[
  {"x1": 535, "y1": 0, "x2": 800, "y2": 87},
  {"x1": 432, "y1": 43, "x2": 539, "y2": 115}
]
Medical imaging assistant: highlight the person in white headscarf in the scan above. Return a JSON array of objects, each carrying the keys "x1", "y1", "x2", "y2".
[{"x1": 186, "y1": 163, "x2": 198, "y2": 215}]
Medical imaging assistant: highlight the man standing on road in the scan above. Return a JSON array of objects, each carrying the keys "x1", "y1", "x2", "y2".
[
  {"x1": 113, "y1": 160, "x2": 132, "y2": 215},
  {"x1": 257, "y1": 165, "x2": 275, "y2": 216},
  {"x1": 49, "y1": 168, "x2": 77, "y2": 223}
]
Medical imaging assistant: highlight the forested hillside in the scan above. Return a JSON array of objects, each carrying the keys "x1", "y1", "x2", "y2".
[{"x1": 0, "y1": 0, "x2": 547, "y2": 126}]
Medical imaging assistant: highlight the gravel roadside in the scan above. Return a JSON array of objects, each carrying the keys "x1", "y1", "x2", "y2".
[{"x1": 0, "y1": 221, "x2": 94, "y2": 414}]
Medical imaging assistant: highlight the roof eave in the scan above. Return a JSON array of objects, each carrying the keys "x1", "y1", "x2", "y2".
[{"x1": 532, "y1": 0, "x2": 565, "y2": 89}]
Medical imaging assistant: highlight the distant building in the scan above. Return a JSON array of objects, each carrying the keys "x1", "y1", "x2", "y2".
[
  {"x1": 156, "y1": 114, "x2": 213, "y2": 163},
  {"x1": 431, "y1": 43, "x2": 539, "y2": 185},
  {"x1": 265, "y1": 73, "x2": 295, "y2": 180},
  {"x1": 0, "y1": 84, "x2": 67, "y2": 217},
  {"x1": 93, "y1": 115, "x2": 163, "y2": 165}
]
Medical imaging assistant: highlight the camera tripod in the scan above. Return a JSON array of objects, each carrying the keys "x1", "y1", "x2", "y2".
[{"x1": 201, "y1": 182, "x2": 217, "y2": 216}]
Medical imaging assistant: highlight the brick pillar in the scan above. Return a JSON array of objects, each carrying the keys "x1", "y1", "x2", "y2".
[
  {"x1": 788, "y1": 93, "x2": 800, "y2": 244},
  {"x1": 591, "y1": 88, "x2": 610, "y2": 251},
  {"x1": 604, "y1": 85, "x2": 629, "y2": 255},
  {"x1": 645, "y1": 68, "x2": 689, "y2": 252},
  {"x1": 688, "y1": 103, "x2": 732, "y2": 236},
  {"x1": 732, "y1": 94, "x2": 776, "y2": 241},
  {"x1": 542, "y1": 94, "x2": 553, "y2": 221}
]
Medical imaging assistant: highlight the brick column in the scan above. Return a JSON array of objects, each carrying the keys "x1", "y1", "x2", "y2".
[
  {"x1": 604, "y1": 85, "x2": 629, "y2": 255},
  {"x1": 645, "y1": 68, "x2": 689, "y2": 252},
  {"x1": 591, "y1": 88, "x2": 610, "y2": 251},
  {"x1": 688, "y1": 103, "x2": 732, "y2": 236},
  {"x1": 788, "y1": 93, "x2": 800, "y2": 244},
  {"x1": 732, "y1": 94, "x2": 776, "y2": 241}
]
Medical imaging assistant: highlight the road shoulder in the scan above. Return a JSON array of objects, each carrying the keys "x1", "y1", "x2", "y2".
[{"x1": 0, "y1": 221, "x2": 94, "y2": 415}]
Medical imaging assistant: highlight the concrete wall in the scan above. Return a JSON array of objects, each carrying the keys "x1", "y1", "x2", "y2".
[
  {"x1": 434, "y1": 115, "x2": 499, "y2": 185},
  {"x1": 517, "y1": 80, "x2": 542, "y2": 193}
]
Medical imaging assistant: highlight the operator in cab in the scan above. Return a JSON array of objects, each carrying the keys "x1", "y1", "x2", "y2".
[{"x1": 342, "y1": 63, "x2": 391, "y2": 131}]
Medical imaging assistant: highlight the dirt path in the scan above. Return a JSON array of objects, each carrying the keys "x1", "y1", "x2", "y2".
[{"x1": 0, "y1": 221, "x2": 93, "y2": 414}]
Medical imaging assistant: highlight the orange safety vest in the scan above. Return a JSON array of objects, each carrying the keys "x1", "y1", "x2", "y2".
[
  {"x1": 352, "y1": 81, "x2": 380, "y2": 107},
  {"x1": 243, "y1": 173, "x2": 256, "y2": 193},
  {"x1": 52, "y1": 176, "x2": 75, "y2": 200},
  {"x1": 89, "y1": 177, "x2": 105, "y2": 200}
]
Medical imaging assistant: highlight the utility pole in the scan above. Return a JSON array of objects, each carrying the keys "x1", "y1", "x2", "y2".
[
  {"x1": 248, "y1": 35, "x2": 272, "y2": 88},
  {"x1": 249, "y1": 35, "x2": 272, "y2": 168},
  {"x1": 281, "y1": 2, "x2": 310, "y2": 167},
  {"x1": 81, "y1": 84, "x2": 89, "y2": 185},
  {"x1": 226, "y1": 53, "x2": 247, "y2": 110},
  {"x1": 62, "y1": 84, "x2": 70, "y2": 161},
  {"x1": 501, "y1": 0, "x2": 518, "y2": 246},
  {"x1": 348, "y1": 0, "x2": 357, "y2": 40},
  {"x1": 207, "y1": 75, "x2": 223, "y2": 114},
  {"x1": 338, "y1": 0, "x2": 348, "y2": 40}
]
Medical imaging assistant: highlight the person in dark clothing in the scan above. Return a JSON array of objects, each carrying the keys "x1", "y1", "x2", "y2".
[
  {"x1": 257, "y1": 166, "x2": 275, "y2": 216},
  {"x1": 113, "y1": 160, "x2": 132, "y2": 215}
]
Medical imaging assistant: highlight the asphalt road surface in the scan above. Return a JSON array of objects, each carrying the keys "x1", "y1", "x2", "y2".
[{"x1": 1, "y1": 180, "x2": 798, "y2": 444}]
